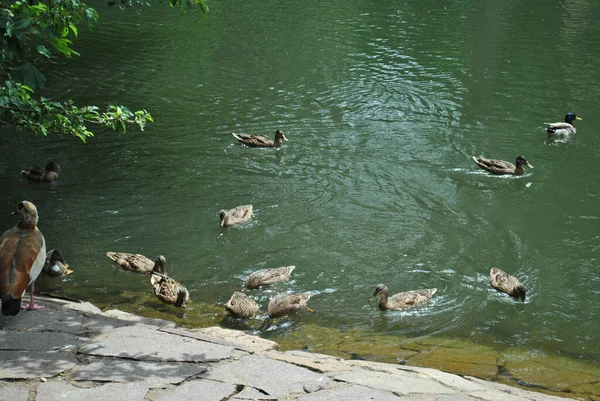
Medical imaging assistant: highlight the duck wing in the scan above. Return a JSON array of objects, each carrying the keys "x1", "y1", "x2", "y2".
[
  {"x1": 472, "y1": 157, "x2": 515, "y2": 174},
  {"x1": 268, "y1": 293, "x2": 311, "y2": 317},
  {"x1": 232, "y1": 133, "x2": 274, "y2": 147},
  {"x1": 226, "y1": 291, "x2": 260, "y2": 318},
  {"x1": 152, "y1": 275, "x2": 189, "y2": 307},
  {"x1": 547, "y1": 122, "x2": 575, "y2": 134},
  {"x1": 388, "y1": 288, "x2": 437, "y2": 309},
  {"x1": 106, "y1": 252, "x2": 154, "y2": 273},
  {"x1": 245, "y1": 265, "x2": 295, "y2": 289}
]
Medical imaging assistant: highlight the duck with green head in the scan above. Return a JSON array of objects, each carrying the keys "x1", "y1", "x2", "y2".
[{"x1": 546, "y1": 112, "x2": 581, "y2": 136}]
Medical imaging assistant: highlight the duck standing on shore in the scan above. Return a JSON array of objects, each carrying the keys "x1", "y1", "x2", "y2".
[
  {"x1": 21, "y1": 162, "x2": 61, "y2": 182},
  {"x1": 0, "y1": 201, "x2": 46, "y2": 315},
  {"x1": 490, "y1": 267, "x2": 526, "y2": 302},
  {"x1": 219, "y1": 205, "x2": 253, "y2": 227},
  {"x1": 371, "y1": 284, "x2": 437, "y2": 311},
  {"x1": 106, "y1": 252, "x2": 166, "y2": 274},
  {"x1": 232, "y1": 130, "x2": 288, "y2": 148}
]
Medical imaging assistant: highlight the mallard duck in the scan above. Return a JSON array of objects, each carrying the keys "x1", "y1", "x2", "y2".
[
  {"x1": 106, "y1": 252, "x2": 166, "y2": 274},
  {"x1": 490, "y1": 267, "x2": 526, "y2": 302},
  {"x1": 546, "y1": 112, "x2": 582, "y2": 136},
  {"x1": 21, "y1": 162, "x2": 61, "y2": 182},
  {"x1": 472, "y1": 155, "x2": 533, "y2": 176},
  {"x1": 371, "y1": 284, "x2": 437, "y2": 311},
  {"x1": 245, "y1": 265, "x2": 296, "y2": 289},
  {"x1": 232, "y1": 130, "x2": 288, "y2": 148},
  {"x1": 42, "y1": 249, "x2": 72, "y2": 277},
  {"x1": 150, "y1": 267, "x2": 189, "y2": 308},
  {"x1": 226, "y1": 291, "x2": 261, "y2": 318},
  {"x1": 219, "y1": 205, "x2": 253, "y2": 227},
  {"x1": 0, "y1": 201, "x2": 46, "y2": 315},
  {"x1": 267, "y1": 292, "x2": 314, "y2": 318}
]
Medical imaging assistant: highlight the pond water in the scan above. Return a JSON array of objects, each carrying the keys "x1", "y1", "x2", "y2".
[{"x1": 1, "y1": 0, "x2": 599, "y2": 398}]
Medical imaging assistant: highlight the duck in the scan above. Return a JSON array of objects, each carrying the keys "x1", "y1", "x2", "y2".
[
  {"x1": 490, "y1": 267, "x2": 526, "y2": 302},
  {"x1": 106, "y1": 252, "x2": 166, "y2": 274},
  {"x1": 546, "y1": 112, "x2": 582, "y2": 136},
  {"x1": 42, "y1": 249, "x2": 72, "y2": 277},
  {"x1": 371, "y1": 284, "x2": 437, "y2": 311},
  {"x1": 0, "y1": 201, "x2": 46, "y2": 315},
  {"x1": 226, "y1": 291, "x2": 261, "y2": 318},
  {"x1": 232, "y1": 130, "x2": 288, "y2": 148},
  {"x1": 219, "y1": 205, "x2": 253, "y2": 227},
  {"x1": 472, "y1": 155, "x2": 533, "y2": 176},
  {"x1": 150, "y1": 264, "x2": 189, "y2": 308},
  {"x1": 21, "y1": 162, "x2": 61, "y2": 182},
  {"x1": 245, "y1": 265, "x2": 296, "y2": 289},
  {"x1": 267, "y1": 292, "x2": 314, "y2": 318}
]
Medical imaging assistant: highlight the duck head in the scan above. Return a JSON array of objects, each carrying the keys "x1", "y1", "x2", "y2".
[
  {"x1": 12, "y1": 201, "x2": 39, "y2": 228},
  {"x1": 45, "y1": 162, "x2": 61, "y2": 173},
  {"x1": 564, "y1": 113, "x2": 582, "y2": 124},
  {"x1": 153, "y1": 255, "x2": 167, "y2": 274},
  {"x1": 219, "y1": 210, "x2": 227, "y2": 227},
  {"x1": 371, "y1": 284, "x2": 389, "y2": 300},
  {"x1": 515, "y1": 156, "x2": 533, "y2": 169},
  {"x1": 275, "y1": 130, "x2": 288, "y2": 142}
]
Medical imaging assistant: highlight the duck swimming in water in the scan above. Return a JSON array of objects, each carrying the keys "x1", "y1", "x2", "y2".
[
  {"x1": 106, "y1": 252, "x2": 166, "y2": 274},
  {"x1": 472, "y1": 155, "x2": 533, "y2": 176},
  {"x1": 490, "y1": 267, "x2": 526, "y2": 302},
  {"x1": 219, "y1": 205, "x2": 253, "y2": 227},
  {"x1": 42, "y1": 249, "x2": 72, "y2": 277},
  {"x1": 226, "y1": 291, "x2": 261, "y2": 318},
  {"x1": 371, "y1": 284, "x2": 437, "y2": 311},
  {"x1": 546, "y1": 112, "x2": 581, "y2": 136},
  {"x1": 245, "y1": 265, "x2": 295, "y2": 289},
  {"x1": 232, "y1": 130, "x2": 288, "y2": 148},
  {"x1": 21, "y1": 162, "x2": 61, "y2": 182}
]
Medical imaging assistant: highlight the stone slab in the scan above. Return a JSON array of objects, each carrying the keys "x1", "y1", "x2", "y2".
[
  {"x1": 298, "y1": 384, "x2": 410, "y2": 400},
  {"x1": 36, "y1": 381, "x2": 148, "y2": 401},
  {"x1": 332, "y1": 370, "x2": 455, "y2": 395},
  {"x1": 206, "y1": 354, "x2": 332, "y2": 397},
  {"x1": 0, "y1": 350, "x2": 77, "y2": 379},
  {"x1": 398, "y1": 366, "x2": 484, "y2": 392},
  {"x1": 101, "y1": 309, "x2": 177, "y2": 329},
  {"x1": 79, "y1": 325, "x2": 233, "y2": 362},
  {"x1": 0, "y1": 330, "x2": 83, "y2": 352},
  {"x1": 0, "y1": 308, "x2": 84, "y2": 335},
  {"x1": 232, "y1": 386, "x2": 278, "y2": 400},
  {"x1": 72, "y1": 358, "x2": 206, "y2": 385},
  {"x1": 170, "y1": 326, "x2": 279, "y2": 352},
  {"x1": 155, "y1": 379, "x2": 236, "y2": 401},
  {"x1": 0, "y1": 383, "x2": 29, "y2": 401}
]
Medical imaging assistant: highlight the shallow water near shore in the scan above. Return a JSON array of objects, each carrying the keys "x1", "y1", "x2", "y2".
[{"x1": 1, "y1": 0, "x2": 599, "y2": 399}]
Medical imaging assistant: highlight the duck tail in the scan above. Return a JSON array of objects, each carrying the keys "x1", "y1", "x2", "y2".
[{"x1": 2, "y1": 297, "x2": 21, "y2": 316}]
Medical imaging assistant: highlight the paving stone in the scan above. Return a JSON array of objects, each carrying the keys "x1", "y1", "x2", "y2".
[
  {"x1": 332, "y1": 370, "x2": 455, "y2": 395},
  {"x1": 0, "y1": 307, "x2": 84, "y2": 334},
  {"x1": 232, "y1": 386, "x2": 277, "y2": 400},
  {"x1": 177, "y1": 326, "x2": 280, "y2": 352},
  {"x1": 297, "y1": 384, "x2": 410, "y2": 400},
  {"x1": 397, "y1": 366, "x2": 483, "y2": 392},
  {"x1": 36, "y1": 381, "x2": 148, "y2": 401},
  {"x1": 206, "y1": 354, "x2": 332, "y2": 397},
  {"x1": 0, "y1": 383, "x2": 29, "y2": 401},
  {"x1": 0, "y1": 330, "x2": 83, "y2": 352},
  {"x1": 72, "y1": 358, "x2": 206, "y2": 385},
  {"x1": 79, "y1": 325, "x2": 233, "y2": 362},
  {"x1": 155, "y1": 379, "x2": 236, "y2": 401},
  {"x1": 466, "y1": 377, "x2": 572, "y2": 401},
  {"x1": 101, "y1": 309, "x2": 177, "y2": 329},
  {"x1": 269, "y1": 350, "x2": 356, "y2": 374},
  {"x1": 81, "y1": 314, "x2": 131, "y2": 334},
  {"x1": 0, "y1": 350, "x2": 77, "y2": 379}
]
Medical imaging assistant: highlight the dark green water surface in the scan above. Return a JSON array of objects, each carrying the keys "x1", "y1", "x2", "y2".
[{"x1": 1, "y1": 0, "x2": 599, "y2": 397}]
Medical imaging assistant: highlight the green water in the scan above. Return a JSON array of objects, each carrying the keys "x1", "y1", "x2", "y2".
[{"x1": 1, "y1": 0, "x2": 599, "y2": 397}]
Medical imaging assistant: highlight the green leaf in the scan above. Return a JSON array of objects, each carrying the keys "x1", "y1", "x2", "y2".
[
  {"x1": 36, "y1": 44, "x2": 52, "y2": 59},
  {"x1": 69, "y1": 22, "x2": 78, "y2": 38}
]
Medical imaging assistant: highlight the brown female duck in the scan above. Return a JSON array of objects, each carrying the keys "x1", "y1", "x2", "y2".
[
  {"x1": 472, "y1": 155, "x2": 533, "y2": 176},
  {"x1": 106, "y1": 252, "x2": 165, "y2": 274},
  {"x1": 226, "y1": 291, "x2": 261, "y2": 318},
  {"x1": 245, "y1": 265, "x2": 295, "y2": 289},
  {"x1": 490, "y1": 267, "x2": 526, "y2": 302},
  {"x1": 21, "y1": 162, "x2": 61, "y2": 182},
  {"x1": 372, "y1": 284, "x2": 437, "y2": 311},
  {"x1": 150, "y1": 266, "x2": 189, "y2": 308},
  {"x1": 42, "y1": 249, "x2": 72, "y2": 277},
  {"x1": 267, "y1": 292, "x2": 314, "y2": 318},
  {"x1": 219, "y1": 204, "x2": 253, "y2": 227},
  {"x1": 232, "y1": 130, "x2": 288, "y2": 148}
]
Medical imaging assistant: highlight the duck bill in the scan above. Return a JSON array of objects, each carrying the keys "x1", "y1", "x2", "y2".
[
  {"x1": 526, "y1": 162, "x2": 534, "y2": 169},
  {"x1": 282, "y1": 135, "x2": 288, "y2": 142},
  {"x1": 576, "y1": 116, "x2": 582, "y2": 120}
]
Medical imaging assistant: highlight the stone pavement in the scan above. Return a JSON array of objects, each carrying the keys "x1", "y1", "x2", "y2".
[{"x1": 0, "y1": 296, "x2": 574, "y2": 401}]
